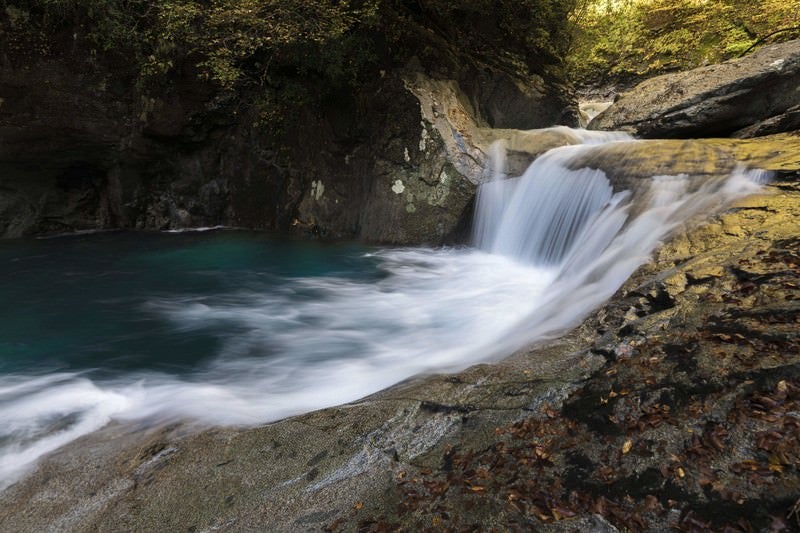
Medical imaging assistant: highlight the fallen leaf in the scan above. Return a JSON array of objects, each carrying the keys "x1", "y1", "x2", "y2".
[{"x1": 622, "y1": 440, "x2": 633, "y2": 454}]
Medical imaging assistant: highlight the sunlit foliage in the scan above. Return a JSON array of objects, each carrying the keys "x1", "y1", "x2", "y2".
[
  {"x1": 567, "y1": 0, "x2": 800, "y2": 86},
  {"x1": 0, "y1": 0, "x2": 577, "y2": 89}
]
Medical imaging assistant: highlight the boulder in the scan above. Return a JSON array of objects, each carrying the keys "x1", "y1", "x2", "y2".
[{"x1": 589, "y1": 40, "x2": 800, "y2": 138}]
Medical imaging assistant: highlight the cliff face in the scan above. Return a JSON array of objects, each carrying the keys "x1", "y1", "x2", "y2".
[
  {"x1": 0, "y1": 1, "x2": 578, "y2": 242},
  {"x1": 0, "y1": 54, "x2": 230, "y2": 237}
]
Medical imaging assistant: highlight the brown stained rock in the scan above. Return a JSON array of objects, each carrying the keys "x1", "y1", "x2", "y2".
[{"x1": 567, "y1": 133, "x2": 800, "y2": 191}]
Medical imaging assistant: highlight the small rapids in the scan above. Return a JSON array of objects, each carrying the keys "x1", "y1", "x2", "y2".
[{"x1": 0, "y1": 128, "x2": 769, "y2": 490}]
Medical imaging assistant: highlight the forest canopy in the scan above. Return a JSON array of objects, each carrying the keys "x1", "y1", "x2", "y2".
[
  {"x1": 567, "y1": 0, "x2": 800, "y2": 87},
  {"x1": 0, "y1": 0, "x2": 575, "y2": 90},
  {"x1": 2, "y1": 0, "x2": 797, "y2": 99}
]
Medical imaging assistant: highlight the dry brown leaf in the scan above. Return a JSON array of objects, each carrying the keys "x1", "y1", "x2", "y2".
[{"x1": 622, "y1": 440, "x2": 633, "y2": 454}]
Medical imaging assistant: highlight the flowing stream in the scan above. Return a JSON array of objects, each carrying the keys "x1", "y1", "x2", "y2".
[{"x1": 0, "y1": 129, "x2": 769, "y2": 490}]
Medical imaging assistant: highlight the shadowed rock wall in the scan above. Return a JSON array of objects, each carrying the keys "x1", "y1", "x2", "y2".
[{"x1": 0, "y1": 3, "x2": 578, "y2": 243}]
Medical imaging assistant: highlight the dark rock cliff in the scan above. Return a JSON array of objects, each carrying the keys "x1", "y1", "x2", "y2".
[{"x1": 0, "y1": 2, "x2": 579, "y2": 242}]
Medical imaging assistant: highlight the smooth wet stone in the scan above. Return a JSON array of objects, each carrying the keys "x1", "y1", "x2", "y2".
[{"x1": 566, "y1": 133, "x2": 800, "y2": 191}]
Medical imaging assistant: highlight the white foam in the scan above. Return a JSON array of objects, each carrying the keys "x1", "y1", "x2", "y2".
[
  {"x1": 0, "y1": 131, "x2": 771, "y2": 492},
  {"x1": 162, "y1": 225, "x2": 229, "y2": 234}
]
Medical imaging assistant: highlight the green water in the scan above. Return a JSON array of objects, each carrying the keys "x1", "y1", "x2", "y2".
[{"x1": 0, "y1": 230, "x2": 375, "y2": 375}]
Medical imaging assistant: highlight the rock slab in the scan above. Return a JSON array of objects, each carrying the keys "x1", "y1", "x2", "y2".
[{"x1": 589, "y1": 40, "x2": 800, "y2": 138}]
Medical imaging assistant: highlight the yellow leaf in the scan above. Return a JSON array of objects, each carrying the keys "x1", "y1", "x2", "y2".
[{"x1": 622, "y1": 439, "x2": 633, "y2": 454}]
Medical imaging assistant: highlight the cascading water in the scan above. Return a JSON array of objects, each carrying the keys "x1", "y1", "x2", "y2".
[
  {"x1": 0, "y1": 128, "x2": 770, "y2": 491},
  {"x1": 476, "y1": 148, "x2": 618, "y2": 265},
  {"x1": 469, "y1": 132, "x2": 769, "y2": 356}
]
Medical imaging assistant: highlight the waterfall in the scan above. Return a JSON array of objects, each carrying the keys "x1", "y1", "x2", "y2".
[
  {"x1": 468, "y1": 131, "x2": 769, "y2": 356},
  {"x1": 476, "y1": 152, "x2": 616, "y2": 265},
  {"x1": 474, "y1": 131, "x2": 634, "y2": 265},
  {"x1": 0, "y1": 128, "x2": 771, "y2": 492}
]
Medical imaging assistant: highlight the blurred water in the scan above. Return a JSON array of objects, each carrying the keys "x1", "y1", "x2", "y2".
[{"x1": 0, "y1": 130, "x2": 770, "y2": 490}]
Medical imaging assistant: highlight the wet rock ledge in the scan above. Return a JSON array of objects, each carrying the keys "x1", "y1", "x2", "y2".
[
  {"x1": 349, "y1": 176, "x2": 800, "y2": 532},
  {"x1": 1, "y1": 171, "x2": 799, "y2": 531}
]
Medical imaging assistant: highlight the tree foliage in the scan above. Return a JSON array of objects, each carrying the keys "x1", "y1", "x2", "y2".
[
  {"x1": 1, "y1": 0, "x2": 577, "y2": 89},
  {"x1": 0, "y1": 0, "x2": 582, "y2": 133},
  {"x1": 1, "y1": 0, "x2": 153, "y2": 57},
  {"x1": 567, "y1": 0, "x2": 800, "y2": 87},
  {"x1": 140, "y1": 0, "x2": 381, "y2": 90}
]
